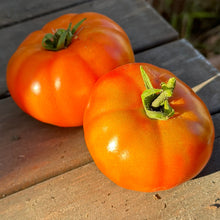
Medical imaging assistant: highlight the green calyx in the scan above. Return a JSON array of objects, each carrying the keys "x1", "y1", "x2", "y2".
[
  {"x1": 140, "y1": 66, "x2": 176, "y2": 120},
  {"x1": 42, "y1": 18, "x2": 86, "y2": 51}
]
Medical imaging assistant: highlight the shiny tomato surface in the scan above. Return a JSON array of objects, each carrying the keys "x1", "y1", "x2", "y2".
[
  {"x1": 83, "y1": 63, "x2": 214, "y2": 192},
  {"x1": 7, "y1": 12, "x2": 134, "y2": 126}
]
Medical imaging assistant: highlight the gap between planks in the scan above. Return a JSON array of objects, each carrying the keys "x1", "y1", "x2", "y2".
[
  {"x1": 0, "y1": 0, "x2": 92, "y2": 30},
  {"x1": 192, "y1": 73, "x2": 220, "y2": 93},
  {"x1": 0, "y1": 157, "x2": 94, "y2": 199}
]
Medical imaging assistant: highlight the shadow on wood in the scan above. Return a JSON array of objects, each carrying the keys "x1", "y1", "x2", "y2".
[{"x1": 195, "y1": 113, "x2": 220, "y2": 179}]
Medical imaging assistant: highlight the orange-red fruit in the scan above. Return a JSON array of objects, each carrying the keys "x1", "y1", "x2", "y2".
[
  {"x1": 7, "y1": 12, "x2": 134, "y2": 127},
  {"x1": 83, "y1": 63, "x2": 214, "y2": 192}
]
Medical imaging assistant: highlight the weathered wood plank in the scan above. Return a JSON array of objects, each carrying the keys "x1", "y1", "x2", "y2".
[
  {"x1": 0, "y1": 97, "x2": 91, "y2": 198},
  {"x1": 0, "y1": 0, "x2": 178, "y2": 96},
  {"x1": 136, "y1": 39, "x2": 220, "y2": 114},
  {"x1": 0, "y1": 0, "x2": 88, "y2": 27},
  {"x1": 0, "y1": 161, "x2": 219, "y2": 220}
]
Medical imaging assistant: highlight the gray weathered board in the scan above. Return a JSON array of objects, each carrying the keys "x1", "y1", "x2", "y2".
[
  {"x1": 0, "y1": 0, "x2": 177, "y2": 96},
  {"x1": 0, "y1": 0, "x2": 89, "y2": 27}
]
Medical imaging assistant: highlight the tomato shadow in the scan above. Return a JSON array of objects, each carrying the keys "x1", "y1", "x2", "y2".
[
  {"x1": 195, "y1": 136, "x2": 220, "y2": 179},
  {"x1": 194, "y1": 113, "x2": 220, "y2": 179},
  {"x1": 171, "y1": 100, "x2": 220, "y2": 179}
]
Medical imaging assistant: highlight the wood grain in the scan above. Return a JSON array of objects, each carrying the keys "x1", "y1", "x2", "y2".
[
  {"x1": 0, "y1": 0, "x2": 89, "y2": 27},
  {"x1": 0, "y1": 161, "x2": 219, "y2": 220},
  {"x1": 0, "y1": 97, "x2": 91, "y2": 198}
]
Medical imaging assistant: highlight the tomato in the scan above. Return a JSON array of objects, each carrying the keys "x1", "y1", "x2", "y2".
[
  {"x1": 7, "y1": 12, "x2": 134, "y2": 127},
  {"x1": 83, "y1": 63, "x2": 215, "y2": 192}
]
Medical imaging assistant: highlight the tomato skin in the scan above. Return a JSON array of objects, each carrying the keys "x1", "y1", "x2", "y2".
[
  {"x1": 83, "y1": 63, "x2": 215, "y2": 192},
  {"x1": 6, "y1": 12, "x2": 134, "y2": 127}
]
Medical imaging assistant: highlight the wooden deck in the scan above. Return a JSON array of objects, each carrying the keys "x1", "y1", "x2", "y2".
[{"x1": 0, "y1": 0, "x2": 219, "y2": 219}]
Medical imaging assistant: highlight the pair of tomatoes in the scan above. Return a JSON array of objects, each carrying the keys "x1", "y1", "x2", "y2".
[{"x1": 7, "y1": 12, "x2": 214, "y2": 192}]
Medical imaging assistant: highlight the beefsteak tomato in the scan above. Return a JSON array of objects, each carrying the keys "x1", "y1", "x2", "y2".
[
  {"x1": 7, "y1": 12, "x2": 134, "y2": 127},
  {"x1": 83, "y1": 63, "x2": 214, "y2": 192}
]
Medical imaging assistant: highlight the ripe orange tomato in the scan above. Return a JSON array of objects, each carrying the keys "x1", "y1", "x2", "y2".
[
  {"x1": 7, "y1": 12, "x2": 134, "y2": 127},
  {"x1": 83, "y1": 63, "x2": 215, "y2": 192}
]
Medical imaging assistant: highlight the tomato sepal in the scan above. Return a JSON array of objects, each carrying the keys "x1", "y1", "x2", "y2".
[
  {"x1": 42, "y1": 18, "x2": 86, "y2": 51},
  {"x1": 140, "y1": 66, "x2": 176, "y2": 120}
]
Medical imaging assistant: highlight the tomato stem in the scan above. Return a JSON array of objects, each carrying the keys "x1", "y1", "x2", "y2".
[
  {"x1": 42, "y1": 18, "x2": 86, "y2": 51},
  {"x1": 140, "y1": 66, "x2": 176, "y2": 120}
]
